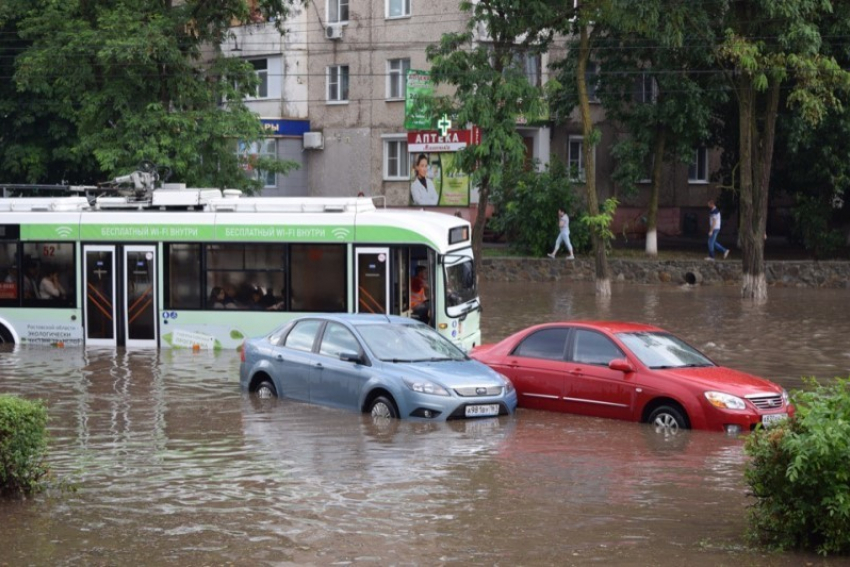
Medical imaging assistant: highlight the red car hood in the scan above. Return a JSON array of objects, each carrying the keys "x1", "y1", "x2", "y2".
[
  {"x1": 661, "y1": 365, "x2": 784, "y2": 395},
  {"x1": 470, "y1": 344, "x2": 496, "y2": 358}
]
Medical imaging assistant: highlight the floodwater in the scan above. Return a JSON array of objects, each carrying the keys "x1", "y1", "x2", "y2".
[{"x1": 1, "y1": 281, "x2": 849, "y2": 566}]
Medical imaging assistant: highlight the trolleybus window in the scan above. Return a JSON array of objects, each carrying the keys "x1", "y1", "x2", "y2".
[
  {"x1": 290, "y1": 244, "x2": 346, "y2": 312},
  {"x1": 166, "y1": 244, "x2": 202, "y2": 309}
]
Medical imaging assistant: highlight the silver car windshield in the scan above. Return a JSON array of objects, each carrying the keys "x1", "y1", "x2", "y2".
[
  {"x1": 616, "y1": 332, "x2": 715, "y2": 369},
  {"x1": 356, "y1": 323, "x2": 468, "y2": 362}
]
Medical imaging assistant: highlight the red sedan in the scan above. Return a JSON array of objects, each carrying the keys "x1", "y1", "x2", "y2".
[{"x1": 471, "y1": 321, "x2": 793, "y2": 434}]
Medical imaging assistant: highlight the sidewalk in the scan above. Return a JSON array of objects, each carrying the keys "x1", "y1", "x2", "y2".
[{"x1": 484, "y1": 234, "x2": 845, "y2": 262}]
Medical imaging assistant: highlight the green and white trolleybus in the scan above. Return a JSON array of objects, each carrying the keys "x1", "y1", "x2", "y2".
[{"x1": 0, "y1": 185, "x2": 481, "y2": 350}]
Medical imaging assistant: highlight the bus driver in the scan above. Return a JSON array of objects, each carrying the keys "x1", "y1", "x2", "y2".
[{"x1": 410, "y1": 266, "x2": 430, "y2": 325}]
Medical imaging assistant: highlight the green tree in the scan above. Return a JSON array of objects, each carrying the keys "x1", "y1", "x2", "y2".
[
  {"x1": 547, "y1": 0, "x2": 614, "y2": 296},
  {"x1": 0, "y1": 0, "x2": 302, "y2": 190},
  {"x1": 593, "y1": 1, "x2": 727, "y2": 257},
  {"x1": 424, "y1": 0, "x2": 549, "y2": 265},
  {"x1": 716, "y1": 0, "x2": 850, "y2": 300}
]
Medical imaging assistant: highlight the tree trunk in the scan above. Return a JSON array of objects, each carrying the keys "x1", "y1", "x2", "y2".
[
  {"x1": 738, "y1": 75, "x2": 779, "y2": 302},
  {"x1": 471, "y1": 179, "x2": 489, "y2": 267},
  {"x1": 577, "y1": 24, "x2": 610, "y2": 296},
  {"x1": 645, "y1": 127, "x2": 667, "y2": 257}
]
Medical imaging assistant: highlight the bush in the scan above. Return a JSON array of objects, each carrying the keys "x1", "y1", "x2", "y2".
[
  {"x1": 490, "y1": 159, "x2": 588, "y2": 256},
  {"x1": 744, "y1": 378, "x2": 850, "y2": 555},
  {"x1": 0, "y1": 395, "x2": 49, "y2": 496},
  {"x1": 791, "y1": 195, "x2": 844, "y2": 259}
]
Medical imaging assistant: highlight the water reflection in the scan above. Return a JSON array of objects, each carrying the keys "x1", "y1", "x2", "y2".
[{"x1": 0, "y1": 282, "x2": 848, "y2": 565}]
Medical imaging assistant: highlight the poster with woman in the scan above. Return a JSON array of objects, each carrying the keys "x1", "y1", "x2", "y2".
[
  {"x1": 410, "y1": 153, "x2": 439, "y2": 206},
  {"x1": 409, "y1": 152, "x2": 469, "y2": 206}
]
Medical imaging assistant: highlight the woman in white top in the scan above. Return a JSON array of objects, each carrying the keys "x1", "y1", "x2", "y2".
[
  {"x1": 39, "y1": 267, "x2": 67, "y2": 299},
  {"x1": 410, "y1": 154, "x2": 439, "y2": 206}
]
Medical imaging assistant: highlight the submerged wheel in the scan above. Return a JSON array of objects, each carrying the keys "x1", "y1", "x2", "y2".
[
  {"x1": 255, "y1": 379, "x2": 277, "y2": 399},
  {"x1": 0, "y1": 325, "x2": 14, "y2": 345},
  {"x1": 369, "y1": 396, "x2": 398, "y2": 420},
  {"x1": 648, "y1": 405, "x2": 689, "y2": 433}
]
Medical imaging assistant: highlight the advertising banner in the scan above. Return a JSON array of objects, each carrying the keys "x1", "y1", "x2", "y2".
[
  {"x1": 409, "y1": 152, "x2": 470, "y2": 207},
  {"x1": 404, "y1": 70, "x2": 434, "y2": 131}
]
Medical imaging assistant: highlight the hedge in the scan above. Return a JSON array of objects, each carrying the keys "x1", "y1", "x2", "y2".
[{"x1": 0, "y1": 394, "x2": 49, "y2": 496}]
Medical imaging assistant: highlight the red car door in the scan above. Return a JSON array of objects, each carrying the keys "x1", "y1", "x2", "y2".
[
  {"x1": 562, "y1": 329, "x2": 636, "y2": 421},
  {"x1": 498, "y1": 327, "x2": 570, "y2": 412}
]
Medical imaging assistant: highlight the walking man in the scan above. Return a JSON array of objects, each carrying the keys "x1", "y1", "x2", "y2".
[
  {"x1": 547, "y1": 208, "x2": 575, "y2": 260},
  {"x1": 706, "y1": 199, "x2": 729, "y2": 261}
]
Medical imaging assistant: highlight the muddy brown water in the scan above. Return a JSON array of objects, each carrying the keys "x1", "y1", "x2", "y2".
[{"x1": 1, "y1": 281, "x2": 848, "y2": 566}]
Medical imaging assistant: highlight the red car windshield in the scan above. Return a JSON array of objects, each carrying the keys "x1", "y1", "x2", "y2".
[{"x1": 616, "y1": 332, "x2": 715, "y2": 369}]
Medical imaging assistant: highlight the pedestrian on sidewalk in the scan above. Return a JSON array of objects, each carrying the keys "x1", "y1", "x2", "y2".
[
  {"x1": 706, "y1": 199, "x2": 729, "y2": 261},
  {"x1": 547, "y1": 208, "x2": 575, "y2": 260}
]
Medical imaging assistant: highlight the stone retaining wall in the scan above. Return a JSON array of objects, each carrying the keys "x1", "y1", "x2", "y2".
[{"x1": 480, "y1": 257, "x2": 850, "y2": 288}]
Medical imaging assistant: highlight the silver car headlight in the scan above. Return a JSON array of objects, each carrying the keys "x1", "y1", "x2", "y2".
[
  {"x1": 499, "y1": 373, "x2": 515, "y2": 395},
  {"x1": 781, "y1": 389, "x2": 790, "y2": 405},
  {"x1": 403, "y1": 377, "x2": 450, "y2": 397},
  {"x1": 704, "y1": 391, "x2": 747, "y2": 410}
]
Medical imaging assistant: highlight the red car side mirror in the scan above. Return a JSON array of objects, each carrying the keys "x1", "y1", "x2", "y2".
[{"x1": 609, "y1": 358, "x2": 634, "y2": 373}]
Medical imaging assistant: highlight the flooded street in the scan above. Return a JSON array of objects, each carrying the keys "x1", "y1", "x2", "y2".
[{"x1": 1, "y1": 281, "x2": 849, "y2": 566}]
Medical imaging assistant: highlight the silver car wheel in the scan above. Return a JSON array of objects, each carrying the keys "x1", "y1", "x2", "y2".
[
  {"x1": 371, "y1": 401, "x2": 392, "y2": 419},
  {"x1": 255, "y1": 380, "x2": 277, "y2": 399},
  {"x1": 648, "y1": 405, "x2": 688, "y2": 434},
  {"x1": 368, "y1": 395, "x2": 398, "y2": 420},
  {"x1": 653, "y1": 413, "x2": 679, "y2": 432}
]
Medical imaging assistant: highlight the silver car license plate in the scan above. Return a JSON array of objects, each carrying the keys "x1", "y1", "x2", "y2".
[
  {"x1": 762, "y1": 413, "x2": 787, "y2": 427},
  {"x1": 465, "y1": 404, "x2": 499, "y2": 417}
]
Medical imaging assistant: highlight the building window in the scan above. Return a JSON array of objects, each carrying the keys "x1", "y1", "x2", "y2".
[
  {"x1": 387, "y1": 59, "x2": 410, "y2": 99},
  {"x1": 510, "y1": 51, "x2": 541, "y2": 87},
  {"x1": 238, "y1": 139, "x2": 277, "y2": 187},
  {"x1": 329, "y1": 0, "x2": 349, "y2": 23},
  {"x1": 689, "y1": 147, "x2": 709, "y2": 183},
  {"x1": 387, "y1": 0, "x2": 410, "y2": 18},
  {"x1": 637, "y1": 72, "x2": 657, "y2": 104},
  {"x1": 247, "y1": 59, "x2": 268, "y2": 99},
  {"x1": 568, "y1": 135, "x2": 586, "y2": 182},
  {"x1": 383, "y1": 137, "x2": 410, "y2": 180},
  {"x1": 327, "y1": 65, "x2": 349, "y2": 102},
  {"x1": 586, "y1": 61, "x2": 600, "y2": 102}
]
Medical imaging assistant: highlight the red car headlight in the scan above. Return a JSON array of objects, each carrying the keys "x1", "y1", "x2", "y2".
[{"x1": 704, "y1": 391, "x2": 747, "y2": 410}]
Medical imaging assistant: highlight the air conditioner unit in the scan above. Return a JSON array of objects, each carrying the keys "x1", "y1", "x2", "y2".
[
  {"x1": 325, "y1": 24, "x2": 343, "y2": 40},
  {"x1": 303, "y1": 132, "x2": 324, "y2": 150}
]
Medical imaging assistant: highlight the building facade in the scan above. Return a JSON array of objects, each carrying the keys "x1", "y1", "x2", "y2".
[{"x1": 226, "y1": 1, "x2": 725, "y2": 235}]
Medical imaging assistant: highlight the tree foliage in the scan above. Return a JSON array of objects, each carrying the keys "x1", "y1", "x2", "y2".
[
  {"x1": 0, "y1": 0, "x2": 302, "y2": 190},
  {"x1": 715, "y1": 0, "x2": 850, "y2": 300},
  {"x1": 424, "y1": 0, "x2": 550, "y2": 264},
  {"x1": 590, "y1": 0, "x2": 727, "y2": 255}
]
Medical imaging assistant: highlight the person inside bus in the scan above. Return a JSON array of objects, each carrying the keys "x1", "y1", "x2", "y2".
[
  {"x1": 23, "y1": 262, "x2": 42, "y2": 299},
  {"x1": 209, "y1": 286, "x2": 226, "y2": 308},
  {"x1": 3, "y1": 266, "x2": 17, "y2": 283},
  {"x1": 410, "y1": 265, "x2": 431, "y2": 325},
  {"x1": 222, "y1": 284, "x2": 239, "y2": 309},
  {"x1": 249, "y1": 286, "x2": 269, "y2": 310},
  {"x1": 38, "y1": 265, "x2": 67, "y2": 300}
]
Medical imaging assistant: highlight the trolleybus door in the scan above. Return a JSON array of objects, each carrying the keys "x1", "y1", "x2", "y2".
[
  {"x1": 123, "y1": 245, "x2": 157, "y2": 348},
  {"x1": 355, "y1": 247, "x2": 389, "y2": 314},
  {"x1": 83, "y1": 245, "x2": 117, "y2": 346}
]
